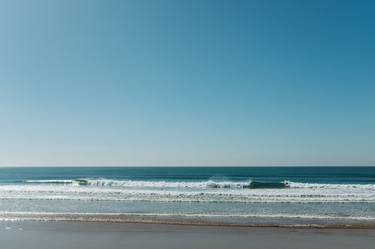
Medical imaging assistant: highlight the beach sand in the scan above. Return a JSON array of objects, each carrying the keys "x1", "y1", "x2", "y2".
[{"x1": 1, "y1": 221, "x2": 375, "y2": 249}]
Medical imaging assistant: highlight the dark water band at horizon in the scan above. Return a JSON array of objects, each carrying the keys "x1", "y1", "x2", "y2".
[{"x1": 0, "y1": 167, "x2": 374, "y2": 227}]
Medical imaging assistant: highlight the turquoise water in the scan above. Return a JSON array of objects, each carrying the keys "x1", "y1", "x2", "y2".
[{"x1": 0, "y1": 167, "x2": 374, "y2": 226}]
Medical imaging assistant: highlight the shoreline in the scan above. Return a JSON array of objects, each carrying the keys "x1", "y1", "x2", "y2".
[
  {"x1": 2, "y1": 212, "x2": 375, "y2": 229},
  {"x1": 2, "y1": 220, "x2": 375, "y2": 249}
]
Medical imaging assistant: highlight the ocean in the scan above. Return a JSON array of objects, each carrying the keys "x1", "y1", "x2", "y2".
[{"x1": 0, "y1": 167, "x2": 374, "y2": 227}]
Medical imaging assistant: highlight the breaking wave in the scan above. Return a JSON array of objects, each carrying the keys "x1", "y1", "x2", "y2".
[
  {"x1": 0, "y1": 178, "x2": 373, "y2": 203},
  {"x1": 24, "y1": 178, "x2": 375, "y2": 190},
  {"x1": 26, "y1": 178, "x2": 283, "y2": 189}
]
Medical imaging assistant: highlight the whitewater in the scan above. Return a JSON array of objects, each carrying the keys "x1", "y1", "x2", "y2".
[{"x1": 0, "y1": 167, "x2": 374, "y2": 226}]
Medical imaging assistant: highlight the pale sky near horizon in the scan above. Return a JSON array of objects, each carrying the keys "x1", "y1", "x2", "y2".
[{"x1": 0, "y1": 0, "x2": 374, "y2": 166}]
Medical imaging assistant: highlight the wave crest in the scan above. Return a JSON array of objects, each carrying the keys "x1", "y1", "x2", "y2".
[
  {"x1": 24, "y1": 179, "x2": 375, "y2": 190},
  {"x1": 26, "y1": 179, "x2": 292, "y2": 189}
]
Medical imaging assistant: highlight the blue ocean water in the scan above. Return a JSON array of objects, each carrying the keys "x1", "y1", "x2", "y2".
[{"x1": 0, "y1": 167, "x2": 374, "y2": 226}]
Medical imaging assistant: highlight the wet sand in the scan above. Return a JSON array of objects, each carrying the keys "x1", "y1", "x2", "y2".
[{"x1": 1, "y1": 221, "x2": 375, "y2": 249}]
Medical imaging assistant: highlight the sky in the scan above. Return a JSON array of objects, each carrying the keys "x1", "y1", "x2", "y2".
[{"x1": 0, "y1": 0, "x2": 374, "y2": 166}]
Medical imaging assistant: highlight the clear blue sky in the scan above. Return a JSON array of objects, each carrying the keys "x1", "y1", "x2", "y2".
[{"x1": 0, "y1": 0, "x2": 374, "y2": 166}]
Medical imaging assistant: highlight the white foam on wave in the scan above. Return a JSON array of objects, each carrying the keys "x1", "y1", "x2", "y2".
[
  {"x1": 0, "y1": 179, "x2": 369, "y2": 204},
  {"x1": 86, "y1": 179, "x2": 207, "y2": 188},
  {"x1": 23, "y1": 178, "x2": 375, "y2": 190},
  {"x1": 84, "y1": 179, "x2": 257, "y2": 189},
  {"x1": 25, "y1": 178, "x2": 256, "y2": 189},
  {"x1": 287, "y1": 181, "x2": 375, "y2": 190},
  {"x1": 1, "y1": 182, "x2": 375, "y2": 203}
]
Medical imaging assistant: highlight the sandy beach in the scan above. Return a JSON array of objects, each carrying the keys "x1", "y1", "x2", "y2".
[{"x1": 1, "y1": 221, "x2": 375, "y2": 249}]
